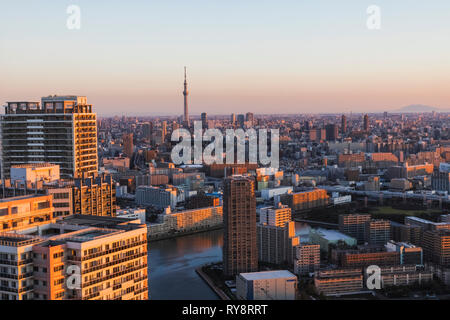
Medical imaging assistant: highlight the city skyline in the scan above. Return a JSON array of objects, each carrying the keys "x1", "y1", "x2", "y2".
[{"x1": 2, "y1": 1, "x2": 450, "y2": 116}]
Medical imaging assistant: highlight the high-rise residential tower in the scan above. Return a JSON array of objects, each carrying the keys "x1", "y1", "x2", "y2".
[
  {"x1": 223, "y1": 176, "x2": 258, "y2": 277},
  {"x1": 363, "y1": 114, "x2": 369, "y2": 132},
  {"x1": 1, "y1": 96, "x2": 98, "y2": 179},
  {"x1": 201, "y1": 112, "x2": 208, "y2": 129},
  {"x1": 341, "y1": 114, "x2": 347, "y2": 134},
  {"x1": 122, "y1": 133, "x2": 134, "y2": 157}
]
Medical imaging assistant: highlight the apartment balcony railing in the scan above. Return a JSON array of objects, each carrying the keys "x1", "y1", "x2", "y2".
[
  {"x1": 81, "y1": 251, "x2": 147, "y2": 274},
  {"x1": 81, "y1": 263, "x2": 148, "y2": 289},
  {"x1": 66, "y1": 240, "x2": 147, "y2": 262}
]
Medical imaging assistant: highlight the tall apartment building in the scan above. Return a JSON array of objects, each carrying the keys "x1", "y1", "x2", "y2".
[
  {"x1": 339, "y1": 214, "x2": 371, "y2": 244},
  {"x1": 1, "y1": 96, "x2": 98, "y2": 179},
  {"x1": 365, "y1": 219, "x2": 391, "y2": 246},
  {"x1": 422, "y1": 229, "x2": 450, "y2": 266},
  {"x1": 223, "y1": 176, "x2": 258, "y2": 277},
  {"x1": 294, "y1": 244, "x2": 320, "y2": 276},
  {"x1": 0, "y1": 195, "x2": 55, "y2": 233},
  {"x1": 0, "y1": 215, "x2": 148, "y2": 300},
  {"x1": 73, "y1": 174, "x2": 116, "y2": 217},
  {"x1": 280, "y1": 189, "x2": 329, "y2": 214},
  {"x1": 257, "y1": 221, "x2": 299, "y2": 265},
  {"x1": 259, "y1": 203, "x2": 291, "y2": 227}
]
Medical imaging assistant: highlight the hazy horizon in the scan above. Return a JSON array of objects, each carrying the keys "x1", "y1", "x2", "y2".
[{"x1": 1, "y1": 1, "x2": 450, "y2": 115}]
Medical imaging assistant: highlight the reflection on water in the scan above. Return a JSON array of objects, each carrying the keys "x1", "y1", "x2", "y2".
[
  {"x1": 148, "y1": 223, "x2": 310, "y2": 300},
  {"x1": 148, "y1": 229, "x2": 223, "y2": 300}
]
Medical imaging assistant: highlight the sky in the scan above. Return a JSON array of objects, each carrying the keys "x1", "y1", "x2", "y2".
[{"x1": 1, "y1": 0, "x2": 450, "y2": 116}]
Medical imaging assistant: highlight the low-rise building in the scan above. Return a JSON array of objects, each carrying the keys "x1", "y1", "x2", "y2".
[
  {"x1": 236, "y1": 270, "x2": 297, "y2": 300},
  {"x1": 314, "y1": 268, "x2": 363, "y2": 296}
]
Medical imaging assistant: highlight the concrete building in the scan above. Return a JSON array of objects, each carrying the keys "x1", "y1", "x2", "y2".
[
  {"x1": 257, "y1": 221, "x2": 299, "y2": 265},
  {"x1": 0, "y1": 215, "x2": 148, "y2": 300},
  {"x1": 10, "y1": 163, "x2": 60, "y2": 184},
  {"x1": 339, "y1": 214, "x2": 371, "y2": 244},
  {"x1": 236, "y1": 270, "x2": 297, "y2": 300},
  {"x1": 47, "y1": 187, "x2": 74, "y2": 219},
  {"x1": 164, "y1": 206, "x2": 223, "y2": 233},
  {"x1": 294, "y1": 244, "x2": 320, "y2": 276},
  {"x1": 365, "y1": 219, "x2": 391, "y2": 246},
  {"x1": 135, "y1": 185, "x2": 182, "y2": 209},
  {"x1": 314, "y1": 268, "x2": 363, "y2": 296},
  {"x1": 261, "y1": 186, "x2": 293, "y2": 201},
  {"x1": 223, "y1": 176, "x2": 258, "y2": 277},
  {"x1": 1, "y1": 96, "x2": 98, "y2": 179},
  {"x1": 0, "y1": 195, "x2": 55, "y2": 233},
  {"x1": 259, "y1": 204, "x2": 291, "y2": 227}
]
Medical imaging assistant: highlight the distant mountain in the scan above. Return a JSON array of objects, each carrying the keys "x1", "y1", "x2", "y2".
[{"x1": 395, "y1": 104, "x2": 442, "y2": 113}]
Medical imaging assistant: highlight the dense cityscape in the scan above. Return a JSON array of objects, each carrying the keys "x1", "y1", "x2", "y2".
[
  {"x1": 0, "y1": 80, "x2": 450, "y2": 301},
  {"x1": 2, "y1": 3, "x2": 450, "y2": 315}
]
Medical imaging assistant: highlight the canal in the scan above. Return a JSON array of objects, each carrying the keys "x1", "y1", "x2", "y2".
[{"x1": 148, "y1": 223, "x2": 312, "y2": 299}]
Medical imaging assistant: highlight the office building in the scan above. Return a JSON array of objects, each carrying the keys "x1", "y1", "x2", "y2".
[
  {"x1": 73, "y1": 174, "x2": 116, "y2": 217},
  {"x1": 280, "y1": 189, "x2": 329, "y2": 214},
  {"x1": 259, "y1": 204, "x2": 291, "y2": 227},
  {"x1": 257, "y1": 221, "x2": 299, "y2": 265},
  {"x1": 294, "y1": 244, "x2": 320, "y2": 276},
  {"x1": 135, "y1": 185, "x2": 182, "y2": 209},
  {"x1": 223, "y1": 176, "x2": 257, "y2": 277},
  {"x1": 325, "y1": 124, "x2": 339, "y2": 141}
]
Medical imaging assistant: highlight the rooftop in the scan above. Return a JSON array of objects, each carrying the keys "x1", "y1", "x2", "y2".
[
  {"x1": 239, "y1": 270, "x2": 296, "y2": 281},
  {"x1": 312, "y1": 228, "x2": 356, "y2": 241}
]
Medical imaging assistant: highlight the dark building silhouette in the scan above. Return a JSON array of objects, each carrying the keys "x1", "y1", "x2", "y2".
[{"x1": 223, "y1": 176, "x2": 258, "y2": 277}]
